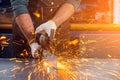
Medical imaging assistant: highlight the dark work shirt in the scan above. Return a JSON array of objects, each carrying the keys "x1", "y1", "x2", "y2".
[{"x1": 10, "y1": 0, "x2": 80, "y2": 18}]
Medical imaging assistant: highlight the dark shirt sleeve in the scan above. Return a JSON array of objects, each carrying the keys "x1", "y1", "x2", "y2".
[
  {"x1": 10, "y1": 0, "x2": 29, "y2": 17},
  {"x1": 10, "y1": 0, "x2": 80, "y2": 17},
  {"x1": 66, "y1": 0, "x2": 81, "y2": 11}
]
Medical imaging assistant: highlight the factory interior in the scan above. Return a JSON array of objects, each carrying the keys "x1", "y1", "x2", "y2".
[{"x1": 1, "y1": 0, "x2": 120, "y2": 80}]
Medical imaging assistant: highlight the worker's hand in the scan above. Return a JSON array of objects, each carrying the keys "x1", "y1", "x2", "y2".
[
  {"x1": 30, "y1": 42, "x2": 41, "y2": 58},
  {"x1": 35, "y1": 20, "x2": 57, "y2": 40}
]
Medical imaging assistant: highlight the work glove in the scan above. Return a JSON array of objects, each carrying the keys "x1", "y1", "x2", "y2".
[
  {"x1": 35, "y1": 20, "x2": 57, "y2": 40},
  {"x1": 29, "y1": 41, "x2": 42, "y2": 58}
]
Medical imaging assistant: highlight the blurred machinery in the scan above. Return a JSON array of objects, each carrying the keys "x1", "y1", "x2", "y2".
[
  {"x1": 0, "y1": 0, "x2": 13, "y2": 57},
  {"x1": 0, "y1": 34, "x2": 13, "y2": 58},
  {"x1": 70, "y1": 0, "x2": 113, "y2": 24},
  {"x1": 0, "y1": 0, "x2": 13, "y2": 30},
  {"x1": 0, "y1": 0, "x2": 11, "y2": 15}
]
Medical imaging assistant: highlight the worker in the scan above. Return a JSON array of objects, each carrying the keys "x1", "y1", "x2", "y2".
[{"x1": 10, "y1": 0, "x2": 80, "y2": 58}]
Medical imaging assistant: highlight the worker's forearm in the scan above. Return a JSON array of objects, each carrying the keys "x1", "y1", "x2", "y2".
[
  {"x1": 52, "y1": 3, "x2": 75, "y2": 27},
  {"x1": 16, "y1": 13, "x2": 34, "y2": 42}
]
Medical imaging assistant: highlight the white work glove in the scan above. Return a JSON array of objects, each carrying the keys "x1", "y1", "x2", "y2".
[
  {"x1": 35, "y1": 20, "x2": 57, "y2": 40},
  {"x1": 30, "y1": 42, "x2": 41, "y2": 58}
]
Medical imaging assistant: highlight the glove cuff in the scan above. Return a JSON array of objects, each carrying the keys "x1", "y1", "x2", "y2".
[
  {"x1": 29, "y1": 42, "x2": 40, "y2": 58},
  {"x1": 49, "y1": 20, "x2": 57, "y2": 30}
]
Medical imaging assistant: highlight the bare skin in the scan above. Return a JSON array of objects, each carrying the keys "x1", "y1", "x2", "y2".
[
  {"x1": 52, "y1": 3, "x2": 75, "y2": 27},
  {"x1": 15, "y1": 3, "x2": 75, "y2": 42},
  {"x1": 16, "y1": 14, "x2": 34, "y2": 42}
]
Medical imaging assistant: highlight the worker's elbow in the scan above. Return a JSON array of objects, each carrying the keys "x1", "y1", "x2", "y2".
[{"x1": 66, "y1": 0, "x2": 81, "y2": 12}]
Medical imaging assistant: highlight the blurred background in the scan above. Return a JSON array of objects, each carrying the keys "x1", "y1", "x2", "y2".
[
  {"x1": 1, "y1": 0, "x2": 120, "y2": 58},
  {"x1": 1, "y1": 1, "x2": 120, "y2": 80},
  {"x1": 0, "y1": 0, "x2": 115, "y2": 30}
]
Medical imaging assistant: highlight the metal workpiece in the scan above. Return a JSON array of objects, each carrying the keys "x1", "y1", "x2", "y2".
[{"x1": 0, "y1": 57, "x2": 120, "y2": 80}]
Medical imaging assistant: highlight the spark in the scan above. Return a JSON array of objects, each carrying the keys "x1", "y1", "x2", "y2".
[
  {"x1": 1, "y1": 46, "x2": 4, "y2": 51},
  {"x1": 107, "y1": 54, "x2": 112, "y2": 58},
  {"x1": 33, "y1": 10, "x2": 40, "y2": 18},
  {"x1": 10, "y1": 66, "x2": 21, "y2": 71},
  {"x1": 50, "y1": 8, "x2": 53, "y2": 12},
  {"x1": 107, "y1": 71, "x2": 120, "y2": 79},
  {"x1": 9, "y1": 74, "x2": 16, "y2": 78},
  {"x1": 9, "y1": 58, "x2": 17, "y2": 61},
  {"x1": 47, "y1": 67, "x2": 50, "y2": 73},
  {"x1": 0, "y1": 69, "x2": 7, "y2": 74},
  {"x1": 69, "y1": 39, "x2": 79, "y2": 45},
  {"x1": 0, "y1": 35, "x2": 6, "y2": 40},
  {"x1": 81, "y1": 58, "x2": 89, "y2": 62},
  {"x1": 28, "y1": 72, "x2": 32, "y2": 80},
  {"x1": 43, "y1": 62, "x2": 49, "y2": 67},
  {"x1": 80, "y1": 40, "x2": 85, "y2": 44},
  {"x1": 20, "y1": 67, "x2": 25, "y2": 72},
  {"x1": 15, "y1": 60, "x2": 23, "y2": 63}
]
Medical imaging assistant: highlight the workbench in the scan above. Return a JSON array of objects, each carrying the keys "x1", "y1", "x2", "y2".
[{"x1": 0, "y1": 58, "x2": 120, "y2": 80}]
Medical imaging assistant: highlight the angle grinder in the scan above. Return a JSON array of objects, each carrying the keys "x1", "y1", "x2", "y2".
[
  {"x1": 35, "y1": 29, "x2": 55, "y2": 59},
  {"x1": 35, "y1": 30, "x2": 50, "y2": 50}
]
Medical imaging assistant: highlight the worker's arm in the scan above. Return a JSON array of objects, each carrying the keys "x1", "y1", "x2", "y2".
[
  {"x1": 52, "y1": 0, "x2": 80, "y2": 27},
  {"x1": 10, "y1": 0, "x2": 40, "y2": 58},
  {"x1": 15, "y1": 14, "x2": 34, "y2": 42},
  {"x1": 10, "y1": 0, "x2": 34, "y2": 42},
  {"x1": 35, "y1": 0, "x2": 80, "y2": 38}
]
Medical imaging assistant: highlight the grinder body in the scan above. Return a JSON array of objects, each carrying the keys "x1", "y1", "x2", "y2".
[{"x1": 35, "y1": 30, "x2": 50, "y2": 50}]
